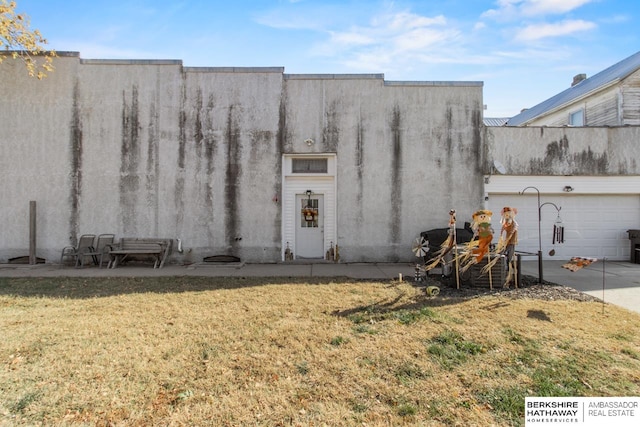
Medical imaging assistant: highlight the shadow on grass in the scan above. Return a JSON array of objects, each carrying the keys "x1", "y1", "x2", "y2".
[
  {"x1": 0, "y1": 274, "x2": 554, "y2": 316},
  {"x1": 331, "y1": 281, "x2": 498, "y2": 321},
  {"x1": 331, "y1": 273, "x2": 579, "y2": 322},
  {"x1": 0, "y1": 276, "x2": 370, "y2": 299}
]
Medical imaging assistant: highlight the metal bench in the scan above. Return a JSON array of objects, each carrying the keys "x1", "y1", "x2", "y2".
[{"x1": 106, "y1": 238, "x2": 173, "y2": 269}]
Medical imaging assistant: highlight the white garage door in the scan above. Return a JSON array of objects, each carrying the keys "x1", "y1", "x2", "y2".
[{"x1": 488, "y1": 194, "x2": 640, "y2": 261}]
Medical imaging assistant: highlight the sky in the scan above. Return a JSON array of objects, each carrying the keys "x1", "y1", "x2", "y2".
[{"x1": 13, "y1": 0, "x2": 640, "y2": 117}]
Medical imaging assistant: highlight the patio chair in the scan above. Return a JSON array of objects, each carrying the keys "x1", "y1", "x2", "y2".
[
  {"x1": 78, "y1": 233, "x2": 115, "y2": 268},
  {"x1": 60, "y1": 234, "x2": 96, "y2": 268}
]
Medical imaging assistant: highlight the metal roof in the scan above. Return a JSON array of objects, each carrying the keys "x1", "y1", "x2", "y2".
[
  {"x1": 506, "y1": 50, "x2": 640, "y2": 126},
  {"x1": 483, "y1": 117, "x2": 509, "y2": 126}
]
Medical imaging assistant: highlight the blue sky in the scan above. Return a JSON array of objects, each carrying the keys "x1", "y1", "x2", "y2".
[{"x1": 15, "y1": 0, "x2": 640, "y2": 117}]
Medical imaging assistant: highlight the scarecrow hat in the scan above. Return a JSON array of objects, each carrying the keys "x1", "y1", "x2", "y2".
[{"x1": 472, "y1": 209, "x2": 492, "y2": 218}]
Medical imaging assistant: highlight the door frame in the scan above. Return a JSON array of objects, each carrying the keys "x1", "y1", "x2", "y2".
[{"x1": 281, "y1": 154, "x2": 337, "y2": 260}]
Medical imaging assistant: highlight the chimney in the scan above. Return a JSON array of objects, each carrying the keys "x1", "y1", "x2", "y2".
[{"x1": 572, "y1": 73, "x2": 587, "y2": 87}]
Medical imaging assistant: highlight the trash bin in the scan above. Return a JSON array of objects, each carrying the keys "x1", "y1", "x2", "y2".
[{"x1": 628, "y1": 229, "x2": 640, "y2": 264}]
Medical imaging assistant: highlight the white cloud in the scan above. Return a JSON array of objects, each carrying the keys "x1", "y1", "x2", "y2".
[
  {"x1": 328, "y1": 31, "x2": 375, "y2": 47},
  {"x1": 482, "y1": 0, "x2": 596, "y2": 19},
  {"x1": 253, "y1": 6, "x2": 338, "y2": 31},
  {"x1": 258, "y1": 2, "x2": 596, "y2": 78},
  {"x1": 385, "y1": 12, "x2": 447, "y2": 30},
  {"x1": 600, "y1": 14, "x2": 630, "y2": 24},
  {"x1": 521, "y1": 0, "x2": 595, "y2": 16},
  {"x1": 515, "y1": 19, "x2": 597, "y2": 41},
  {"x1": 393, "y1": 27, "x2": 459, "y2": 52},
  {"x1": 316, "y1": 10, "x2": 458, "y2": 58},
  {"x1": 474, "y1": 21, "x2": 487, "y2": 30},
  {"x1": 481, "y1": 0, "x2": 521, "y2": 20}
]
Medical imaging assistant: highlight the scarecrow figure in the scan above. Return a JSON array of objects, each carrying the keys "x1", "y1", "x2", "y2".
[
  {"x1": 424, "y1": 209, "x2": 457, "y2": 272},
  {"x1": 483, "y1": 207, "x2": 519, "y2": 287},
  {"x1": 471, "y1": 209, "x2": 493, "y2": 263},
  {"x1": 460, "y1": 210, "x2": 494, "y2": 274},
  {"x1": 498, "y1": 207, "x2": 518, "y2": 263}
]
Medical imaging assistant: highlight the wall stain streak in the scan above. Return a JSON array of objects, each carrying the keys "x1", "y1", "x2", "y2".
[
  {"x1": 119, "y1": 85, "x2": 141, "y2": 235},
  {"x1": 322, "y1": 100, "x2": 340, "y2": 152},
  {"x1": 471, "y1": 106, "x2": 483, "y2": 174},
  {"x1": 225, "y1": 105, "x2": 241, "y2": 251},
  {"x1": 545, "y1": 135, "x2": 569, "y2": 160},
  {"x1": 174, "y1": 74, "x2": 187, "y2": 232},
  {"x1": 204, "y1": 94, "x2": 217, "y2": 243},
  {"x1": 273, "y1": 90, "x2": 287, "y2": 245},
  {"x1": 574, "y1": 147, "x2": 609, "y2": 173},
  {"x1": 444, "y1": 106, "x2": 454, "y2": 159},
  {"x1": 194, "y1": 88, "x2": 204, "y2": 174},
  {"x1": 68, "y1": 81, "x2": 83, "y2": 244},
  {"x1": 146, "y1": 100, "x2": 160, "y2": 236},
  {"x1": 356, "y1": 119, "x2": 364, "y2": 206},
  {"x1": 442, "y1": 106, "x2": 454, "y2": 200},
  {"x1": 528, "y1": 135, "x2": 609, "y2": 174},
  {"x1": 389, "y1": 106, "x2": 402, "y2": 250},
  {"x1": 277, "y1": 87, "x2": 292, "y2": 153}
]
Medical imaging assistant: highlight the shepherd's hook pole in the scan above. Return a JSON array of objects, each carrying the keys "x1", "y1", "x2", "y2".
[
  {"x1": 602, "y1": 257, "x2": 606, "y2": 315},
  {"x1": 519, "y1": 186, "x2": 543, "y2": 283}
]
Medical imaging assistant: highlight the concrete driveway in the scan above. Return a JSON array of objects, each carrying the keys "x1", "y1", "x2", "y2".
[{"x1": 519, "y1": 259, "x2": 640, "y2": 314}]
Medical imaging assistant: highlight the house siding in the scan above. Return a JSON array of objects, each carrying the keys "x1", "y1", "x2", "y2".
[
  {"x1": 521, "y1": 69, "x2": 640, "y2": 127},
  {"x1": 622, "y1": 70, "x2": 640, "y2": 125}
]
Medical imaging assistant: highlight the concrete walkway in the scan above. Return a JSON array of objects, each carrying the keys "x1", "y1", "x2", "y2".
[{"x1": 1, "y1": 259, "x2": 638, "y2": 314}]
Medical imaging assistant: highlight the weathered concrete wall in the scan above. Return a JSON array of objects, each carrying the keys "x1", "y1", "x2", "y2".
[
  {"x1": 0, "y1": 52, "x2": 484, "y2": 263},
  {"x1": 70, "y1": 62, "x2": 287, "y2": 263},
  {"x1": 1, "y1": 55, "x2": 286, "y2": 263},
  {"x1": 485, "y1": 126, "x2": 640, "y2": 175},
  {"x1": 1, "y1": 53, "x2": 79, "y2": 262},
  {"x1": 281, "y1": 77, "x2": 485, "y2": 261}
]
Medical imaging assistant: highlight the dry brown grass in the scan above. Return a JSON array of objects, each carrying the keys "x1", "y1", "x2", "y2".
[{"x1": 1, "y1": 276, "x2": 639, "y2": 426}]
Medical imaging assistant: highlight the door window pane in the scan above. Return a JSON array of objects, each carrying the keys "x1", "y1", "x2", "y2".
[{"x1": 301, "y1": 198, "x2": 319, "y2": 228}]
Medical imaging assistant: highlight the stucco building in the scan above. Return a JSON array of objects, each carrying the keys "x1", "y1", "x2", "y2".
[{"x1": 1, "y1": 52, "x2": 639, "y2": 264}]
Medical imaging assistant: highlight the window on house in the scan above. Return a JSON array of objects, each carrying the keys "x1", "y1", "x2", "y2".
[
  {"x1": 569, "y1": 109, "x2": 584, "y2": 126},
  {"x1": 292, "y1": 158, "x2": 328, "y2": 173}
]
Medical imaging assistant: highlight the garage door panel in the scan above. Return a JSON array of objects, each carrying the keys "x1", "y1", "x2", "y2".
[{"x1": 488, "y1": 194, "x2": 640, "y2": 261}]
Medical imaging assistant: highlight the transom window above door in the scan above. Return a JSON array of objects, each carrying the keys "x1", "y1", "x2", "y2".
[{"x1": 292, "y1": 158, "x2": 328, "y2": 173}]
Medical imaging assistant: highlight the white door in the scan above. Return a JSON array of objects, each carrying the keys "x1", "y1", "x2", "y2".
[{"x1": 296, "y1": 194, "x2": 324, "y2": 258}]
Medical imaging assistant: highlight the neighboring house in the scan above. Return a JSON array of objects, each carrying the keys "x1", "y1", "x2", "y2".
[
  {"x1": 507, "y1": 50, "x2": 640, "y2": 127},
  {"x1": 493, "y1": 51, "x2": 640, "y2": 262}
]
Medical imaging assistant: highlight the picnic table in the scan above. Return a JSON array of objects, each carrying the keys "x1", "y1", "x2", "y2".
[{"x1": 106, "y1": 238, "x2": 173, "y2": 269}]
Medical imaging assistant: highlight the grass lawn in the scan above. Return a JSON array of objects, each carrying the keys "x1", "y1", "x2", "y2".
[{"x1": 1, "y1": 276, "x2": 639, "y2": 426}]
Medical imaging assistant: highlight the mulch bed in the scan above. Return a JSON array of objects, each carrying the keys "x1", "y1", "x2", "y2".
[{"x1": 416, "y1": 273, "x2": 601, "y2": 302}]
